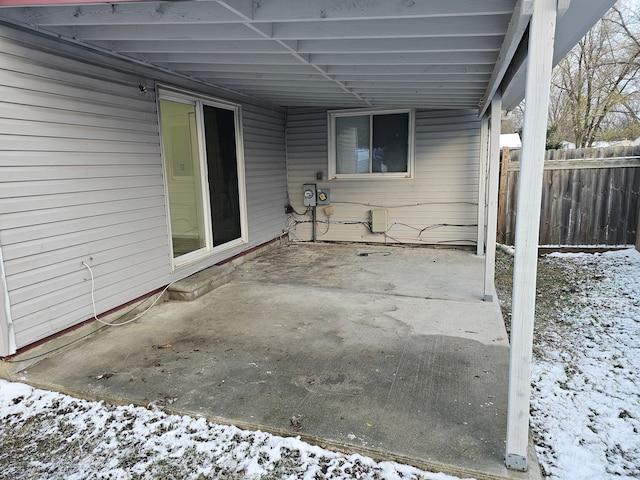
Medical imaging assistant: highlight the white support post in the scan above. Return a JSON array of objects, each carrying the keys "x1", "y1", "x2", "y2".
[
  {"x1": 477, "y1": 115, "x2": 489, "y2": 257},
  {"x1": 483, "y1": 93, "x2": 502, "y2": 301},
  {"x1": 505, "y1": 0, "x2": 557, "y2": 471}
]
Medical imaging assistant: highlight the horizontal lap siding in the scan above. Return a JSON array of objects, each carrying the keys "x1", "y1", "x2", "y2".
[
  {"x1": 242, "y1": 104, "x2": 288, "y2": 245},
  {"x1": 0, "y1": 25, "x2": 288, "y2": 352},
  {"x1": 286, "y1": 108, "x2": 480, "y2": 245},
  {"x1": 0, "y1": 29, "x2": 170, "y2": 349}
]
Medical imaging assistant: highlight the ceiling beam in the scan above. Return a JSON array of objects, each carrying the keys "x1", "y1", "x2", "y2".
[
  {"x1": 310, "y1": 51, "x2": 498, "y2": 66},
  {"x1": 296, "y1": 36, "x2": 503, "y2": 54},
  {"x1": 271, "y1": 16, "x2": 511, "y2": 40},
  {"x1": 326, "y1": 65, "x2": 495, "y2": 75},
  {"x1": 252, "y1": 0, "x2": 515, "y2": 22},
  {"x1": 51, "y1": 23, "x2": 263, "y2": 41},
  {"x1": 160, "y1": 64, "x2": 321, "y2": 74},
  {"x1": 137, "y1": 52, "x2": 309, "y2": 65},
  {"x1": 346, "y1": 82, "x2": 484, "y2": 91},
  {"x1": 479, "y1": 0, "x2": 532, "y2": 115},
  {"x1": 333, "y1": 74, "x2": 491, "y2": 83},
  {"x1": 215, "y1": 0, "x2": 372, "y2": 106},
  {"x1": 96, "y1": 39, "x2": 289, "y2": 54},
  {"x1": 0, "y1": 2, "x2": 241, "y2": 26}
]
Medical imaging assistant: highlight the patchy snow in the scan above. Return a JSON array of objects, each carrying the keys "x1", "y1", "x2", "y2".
[
  {"x1": 0, "y1": 379, "x2": 469, "y2": 479},
  {"x1": 0, "y1": 248, "x2": 638, "y2": 479},
  {"x1": 530, "y1": 248, "x2": 640, "y2": 479}
]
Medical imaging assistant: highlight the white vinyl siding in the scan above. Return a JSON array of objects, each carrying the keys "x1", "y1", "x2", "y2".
[
  {"x1": 0, "y1": 25, "x2": 287, "y2": 352},
  {"x1": 286, "y1": 108, "x2": 481, "y2": 245}
]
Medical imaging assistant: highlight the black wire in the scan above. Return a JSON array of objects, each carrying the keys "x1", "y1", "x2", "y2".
[
  {"x1": 4, "y1": 293, "x2": 163, "y2": 363},
  {"x1": 288, "y1": 205, "x2": 310, "y2": 216},
  {"x1": 332, "y1": 201, "x2": 477, "y2": 208}
]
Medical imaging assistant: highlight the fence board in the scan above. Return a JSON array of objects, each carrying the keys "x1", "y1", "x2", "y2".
[{"x1": 499, "y1": 146, "x2": 640, "y2": 246}]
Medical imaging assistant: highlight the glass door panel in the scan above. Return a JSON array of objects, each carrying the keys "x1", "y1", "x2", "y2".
[
  {"x1": 159, "y1": 99, "x2": 207, "y2": 258},
  {"x1": 203, "y1": 105, "x2": 242, "y2": 247}
]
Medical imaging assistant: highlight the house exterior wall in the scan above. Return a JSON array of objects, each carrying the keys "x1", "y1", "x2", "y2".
[
  {"x1": 0, "y1": 25, "x2": 287, "y2": 354},
  {"x1": 286, "y1": 107, "x2": 482, "y2": 245}
]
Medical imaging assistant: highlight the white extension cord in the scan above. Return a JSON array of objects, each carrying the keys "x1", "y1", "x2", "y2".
[{"x1": 82, "y1": 262, "x2": 174, "y2": 327}]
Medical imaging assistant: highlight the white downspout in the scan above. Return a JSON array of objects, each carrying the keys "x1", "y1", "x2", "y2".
[
  {"x1": 477, "y1": 115, "x2": 489, "y2": 257},
  {"x1": 0, "y1": 241, "x2": 16, "y2": 356},
  {"x1": 505, "y1": 0, "x2": 557, "y2": 471}
]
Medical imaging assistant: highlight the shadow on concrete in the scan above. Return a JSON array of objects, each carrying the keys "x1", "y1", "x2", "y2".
[{"x1": 10, "y1": 243, "x2": 540, "y2": 480}]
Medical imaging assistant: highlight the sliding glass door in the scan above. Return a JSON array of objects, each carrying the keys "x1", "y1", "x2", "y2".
[{"x1": 159, "y1": 89, "x2": 246, "y2": 267}]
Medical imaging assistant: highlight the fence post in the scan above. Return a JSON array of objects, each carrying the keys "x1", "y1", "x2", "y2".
[
  {"x1": 497, "y1": 147, "x2": 510, "y2": 244},
  {"x1": 636, "y1": 201, "x2": 640, "y2": 252}
]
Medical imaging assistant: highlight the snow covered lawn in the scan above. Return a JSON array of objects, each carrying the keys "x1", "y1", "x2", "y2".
[
  {"x1": 0, "y1": 380, "x2": 467, "y2": 480},
  {"x1": 528, "y1": 248, "x2": 640, "y2": 479},
  {"x1": 0, "y1": 248, "x2": 638, "y2": 479}
]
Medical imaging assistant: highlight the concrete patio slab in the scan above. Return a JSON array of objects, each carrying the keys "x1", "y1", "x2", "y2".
[{"x1": 8, "y1": 243, "x2": 540, "y2": 480}]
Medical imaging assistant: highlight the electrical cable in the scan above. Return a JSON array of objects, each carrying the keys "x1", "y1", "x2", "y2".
[
  {"x1": 317, "y1": 217, "x2": 331, "y2": 236},
  {"x1": 82, "y1": 262, "x2": 175, "y2": 327},
  {"x1": 5, "y1": 272, "x2": 171, "y2": 363},
  {"x1": 332, "y1": 200, "x2": 477, "y2": 208}
]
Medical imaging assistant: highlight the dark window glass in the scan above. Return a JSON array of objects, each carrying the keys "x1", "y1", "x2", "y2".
[
  {"x1": 372, "y1": 113, "x2": 409, "y2": 173},
  {"x1": 203, "y1": 105, "x2": 241, "y2": 246}
]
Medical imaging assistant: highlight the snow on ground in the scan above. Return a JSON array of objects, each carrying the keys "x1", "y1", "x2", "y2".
[
  {"x1": 530, "y1": 248, "x2": 640, "y2": 479},
  {"x1": 0, "y1": 248, "x2": 638, "y2": 479},
  {"x1": 0, "y1": 380, "x2": 467, "y2": 479}
]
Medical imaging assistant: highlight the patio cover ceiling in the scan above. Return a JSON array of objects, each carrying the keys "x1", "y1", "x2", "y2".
[{"x1": 0, "y1": 0, "x2": 616, "y2": 111}]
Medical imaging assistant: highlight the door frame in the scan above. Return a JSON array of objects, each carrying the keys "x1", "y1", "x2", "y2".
[{"x1": 157, "y1": 85, "x2": 248, "y2": 270}]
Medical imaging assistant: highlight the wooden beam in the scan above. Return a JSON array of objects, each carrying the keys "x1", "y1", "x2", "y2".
[
  {"x1": 479, "y1": 0, "x2": 532, "y2": 116},
  {"x1": 477, "y1": 115, "x2": 489, "y2": 256},
  {"x1": 214, "y1": 0, "x2": 372, "y2": 106},
  {"x1": 252, "y1": 0, "x2": 515, "y2": 22},
  {"x1": 327, "y1": 65, "x2": 494, "y2": 75},
  {"x1": 271, "y1": 16, "x2": 511, "y2": 40},
  {"x1": 309, "y1": 51, "x2": 498, "y2": 66},
  {"x1": 57, "y1": 23, "x2": 264, "y2": 41},
  {"x1": 296, "y1": 36, "x2": 503, "y2": 54},
  {"x1": 483, "y1": 92, "x2": 501, "y2": 301},
  {"x1": 177, "y1": 64, "x2": 320, "y2": 74},
  {"x1": 0, "y1": 2, "x2": 241, "y2": 26},
  {"x1": 333, "y1": 73, "x2": 491, "y2": 83},
  {"x1": 139, "y1": 53, "x2": 308, "y2": 65},
  {"x1": 99, "y1": 40, "x2": 290, "y2": 55},
  {"x1": 506, "y1": 0, "x2": 557, "y2": 471}
]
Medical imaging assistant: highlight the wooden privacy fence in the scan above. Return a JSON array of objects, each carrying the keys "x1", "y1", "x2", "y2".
[{"x1": 497, "y1": 145, "x2": 640, "y2": 247}]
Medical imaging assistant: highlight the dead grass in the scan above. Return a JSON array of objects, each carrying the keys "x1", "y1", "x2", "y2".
[{"x1": 494, "y1": 249, "x2": 593, "y2": 358}]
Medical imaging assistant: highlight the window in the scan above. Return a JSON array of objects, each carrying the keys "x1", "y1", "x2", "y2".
[
  {"x1": 328, "y1": 108, "x2": 414, "y2": 179},
  {"x1": 158, "y1": 88, "x2": 247, "y2": 268}
]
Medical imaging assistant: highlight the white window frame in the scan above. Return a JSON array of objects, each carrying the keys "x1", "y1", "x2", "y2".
[
  {"x1": 158, "y1": 86, "x2": 248, "y2": 270},
  {"x1": 328, "y1": 108, "x2": 415, "y2": 180}
]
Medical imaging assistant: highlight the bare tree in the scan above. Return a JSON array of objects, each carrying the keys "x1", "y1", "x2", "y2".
[{"x1": 549, "y1": 0, "x2": 640, "y2": 147}]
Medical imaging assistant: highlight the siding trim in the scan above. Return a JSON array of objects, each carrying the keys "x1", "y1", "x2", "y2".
[{"x1": 0, "y1": 243, "x2": 16, "y2": 356}]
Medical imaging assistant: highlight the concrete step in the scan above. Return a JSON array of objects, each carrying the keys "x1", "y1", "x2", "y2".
[{"x1": 167, "y1": 263, "x2": 235, "y2": 301}]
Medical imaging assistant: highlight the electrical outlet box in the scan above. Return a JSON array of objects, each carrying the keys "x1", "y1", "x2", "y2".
[
  {"x1": 316, "y1": 188, "x2": 330, "y2": 205},
  {"x1": 370, "y1": 209, "x2": 387, "y2": 233},
  {"x1": 303, "y1": 184, "x2": 317, "y2": 206}
]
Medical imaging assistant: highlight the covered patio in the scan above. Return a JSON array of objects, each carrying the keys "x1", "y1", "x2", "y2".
[
  {"x1": 0, "y1": 0, "x2": 617, "y2": 475},
  {"x1": 10, "y1": 242, "x2": 538, "y2": 479}
]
